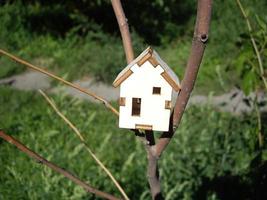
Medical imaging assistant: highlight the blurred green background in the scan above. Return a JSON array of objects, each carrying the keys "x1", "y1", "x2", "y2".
[{"x1": 0, "y1": 0, "x2": 267, "y2": 199}]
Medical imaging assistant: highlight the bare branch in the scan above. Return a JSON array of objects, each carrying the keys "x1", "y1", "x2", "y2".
[
  {"x1": 110, "y1": 1, "x2": 162, "y2": 198},
  {"x1": 144, "y1": 131, "x2": 163, "y2": 200},
  {"x1": 142, "y1": 1, "x2": 213, "y2": 199},
  {"x1": 155, "y1": 0, "x2": 213, "y2": 158},
  {"x1": 0, "y1": 49, "x2": 119, "y2": 116},
  {"x1": 111, "y1": 0, "x2": 134, "y2": 64},
  {"x1": 0, "y1": 131, "x2": 121, "y2": 200},
  {"x1": 0, "y1": 1, "x2": 212, "y2": 199},
  {"x1": 39, "y1": 90, "x2": 129, "y2": 200}
]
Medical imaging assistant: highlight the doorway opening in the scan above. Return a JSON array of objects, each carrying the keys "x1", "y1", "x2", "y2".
[{"x1": 132, "y1": 98, "x2": 141, "y2": 116}]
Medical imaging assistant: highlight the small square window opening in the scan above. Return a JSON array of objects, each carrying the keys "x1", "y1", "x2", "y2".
[{"x1": 153, "y1": 87, "x2": 161, "y2": 95}]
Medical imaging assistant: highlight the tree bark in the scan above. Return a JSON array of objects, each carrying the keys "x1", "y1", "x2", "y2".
[
  {"x1": 111, "y1": 0, "x2": 134, "y2": 64},
  {"x1": 148, "y1": 1, "x2": 213, "y2": 199},
  {"x1": 156, "y1": 0, "x2": 213, "y2": 158}
]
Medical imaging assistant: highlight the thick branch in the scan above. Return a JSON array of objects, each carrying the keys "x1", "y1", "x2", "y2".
[
  {"x1": 111, "y1": 0, "x2": 134, "y2": 64},
  {"x1": 145, "y1": 2, "x2": 213, "y2": 198},
  {"x1": 155, "y1": 0, "x2": 213, "y2": 158},
  {"x1": 144, "y1": 131, "x2": 163, "y2": 200},
  {"x1": 0, "y1": 131, "x2": 121, "y2": 200},
  {"x1": 0, "y1": 49, "x2": 119, "y2": 116}
]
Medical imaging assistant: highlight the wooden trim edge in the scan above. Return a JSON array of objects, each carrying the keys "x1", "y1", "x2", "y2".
[
  {"x1": 135, "y1": 124, "x2": 153, "y2": 130},
  {"x1": 161, "y1": 71, "x2": 181, "y2": 92},
  {"x1": 113, "y1": 69, "x2": 133, "y2": 87},
  {"x1": 137, "y1": 52, "x2": 152, "y2": 66},
  {"x1": 165, "y1": 100, "x2": 172, "y2": 109},
  {"x1": 148, "y1": 57, "x2": 159, "y2": 67},
  {"x1": 119, "y1": 97, "x2": 126, "y2": 106}
]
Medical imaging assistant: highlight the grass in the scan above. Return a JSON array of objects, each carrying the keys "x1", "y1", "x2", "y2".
[{"x1": 0, "y1": 86, "x2": 265, "y2": 199}]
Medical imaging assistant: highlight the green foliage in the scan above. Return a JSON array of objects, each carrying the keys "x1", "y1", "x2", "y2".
[
  {"x1": 0, "y1": 1, "x2": 267, "y2": 199},
  {"x1": 233, "y1": 14, "x2": 267, "y2": 94},
  {"x1": 0, "y1": 87, "x2": 265, "y2": 199},
  {"x1": 0, "y1": 1, "x2": 29, "y2": 49},
  {"x1": 1, "y1": 1, "x2": 267, "y2": 94},
  {"x1": 197, "y1": 0, "x2": 267, "y2": 94}
]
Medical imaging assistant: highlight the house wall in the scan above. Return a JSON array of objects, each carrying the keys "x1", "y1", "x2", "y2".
[{"x1": 119, "y1": 61, "x2": 172, "y2": 131}]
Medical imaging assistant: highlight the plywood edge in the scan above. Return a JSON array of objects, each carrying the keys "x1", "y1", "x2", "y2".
[
  {"x1": 135, "y1": 124, "x2": 153, "y2": 130},
  {"x1": 113, "y1": 69, "x2": 133, "y2": 87},
  {"x1": 161, "y1": 71, "x2": 181, "y2": 92},
  {"x1": 119, "y1": 97, "x2": 126, "y2": 106},
  {"x1": 148, "y1": 56, "x2": 159, "y2": 67},
  {"x1": 137, "y1": 51, "x2": 152, "y2": 66},
  {"x1": 165, "y1": 100, "x2": 172, "y2": 109}
]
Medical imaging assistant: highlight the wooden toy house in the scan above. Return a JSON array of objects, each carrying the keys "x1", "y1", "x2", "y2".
[{"x1": 113, "y1": 47, "x2": 180, "y2": 132}]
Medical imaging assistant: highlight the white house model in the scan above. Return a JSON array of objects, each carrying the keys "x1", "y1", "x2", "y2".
[{"x1": 113, "y1": 47, "x2": 180, "y2": 132}]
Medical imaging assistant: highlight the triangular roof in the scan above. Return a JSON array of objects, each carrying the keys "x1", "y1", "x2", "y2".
[{"x1": 113, "y1": 47, "x2": 181, "y2": 91}]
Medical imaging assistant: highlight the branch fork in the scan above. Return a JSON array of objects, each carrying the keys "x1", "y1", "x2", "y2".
[
  {"x1": 112, "y1": 0, "x2": 212, "y2": 199},
  {"x1": 0, "y1": 0, "x2": 213, "y2": 199}
]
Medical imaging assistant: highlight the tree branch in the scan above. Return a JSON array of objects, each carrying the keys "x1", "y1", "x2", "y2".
[
  {"x1": 111, "y1": 0, "x2": 211, "y2": 199},
  {"x1": 145, "y1": 131, "x2": 163, "y2": 200},
  {"x1": 156, "y1": 0, "x2": 213, "y2": 158},
  {"x1": 0, "y1": 49, "x2": 119, "y2": 116},
  {"x1": 110, "y1": 2, "x2": 162, "y2": 198},
  {"x1": 39, "y1": 90, "x2": 129, "y2": 200},
  {"x1": 1, "y1": 1, "x2": 212, "y2": 199},
  {"x1": 144, "y1": 1, "x2": 213, "y2": 199},
  {"x1": 0, "y1": 131, "x2": 121, "y2": 200},
  {"x1": 111, "y1": 0, "x2": 134, "y2": 64}
]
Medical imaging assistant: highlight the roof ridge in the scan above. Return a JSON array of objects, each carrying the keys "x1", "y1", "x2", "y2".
[{"x1": 113, "y1": 47, "x2": 181, "y2": 91}]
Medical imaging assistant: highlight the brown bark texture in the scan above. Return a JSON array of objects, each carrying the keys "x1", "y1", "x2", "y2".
[{"x1": 111, "y1": 0, "x2": 134, "y2": 64}]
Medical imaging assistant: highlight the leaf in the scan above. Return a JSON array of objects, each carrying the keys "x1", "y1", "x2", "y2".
[
  {"x1": 234, "y1": 49, "x2": 253, "y2": 75},
  {"x1": 256, "y1": 15, "x2": 267, "y2": 32},
  {"x1": 241, "y1": 70, "x2": 257, "y2": 95},
  {"x1": 69, "y1": 144, "x2": 84, "y2": 158},
  {"x1": 45, "y1": 130, "x2": 59, "y2": 138}
]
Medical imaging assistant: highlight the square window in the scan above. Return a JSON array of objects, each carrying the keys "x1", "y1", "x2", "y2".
[{"x1": 153, "y1": 87, "x2": 161, "y2": 95}]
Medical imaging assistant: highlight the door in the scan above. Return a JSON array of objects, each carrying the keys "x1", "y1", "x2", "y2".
[{"x1": 132, "y1": 98, "x2": 141, "y2": 116}]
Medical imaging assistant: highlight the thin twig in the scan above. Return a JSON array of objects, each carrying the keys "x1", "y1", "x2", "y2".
[
  {"x1": 0, "y1": 131, "x2": 121, "y2": 200},
  {"x1": 0, "y1": 49, "x2": 119, "y2": 116},
  {"x1": 39, "y1": 90, "x2": 129, "y2": 200},
  {"x1": 111, "y1": 0, "x2": 134, "y2": 64},
  {"x1": 236, "y1": 0, "x2": 267, "y2": 90},
  {"x1": 254, "y1": 95, "x2": 263, "y2": 148}
]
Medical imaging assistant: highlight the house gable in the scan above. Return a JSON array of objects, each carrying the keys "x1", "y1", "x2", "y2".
[
  {"x1": 113, "y1": 47, "x2": 181, "y2": 91},
  {"x1": 118, "y1": 61, "x2": 173, "y2": 132}
]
